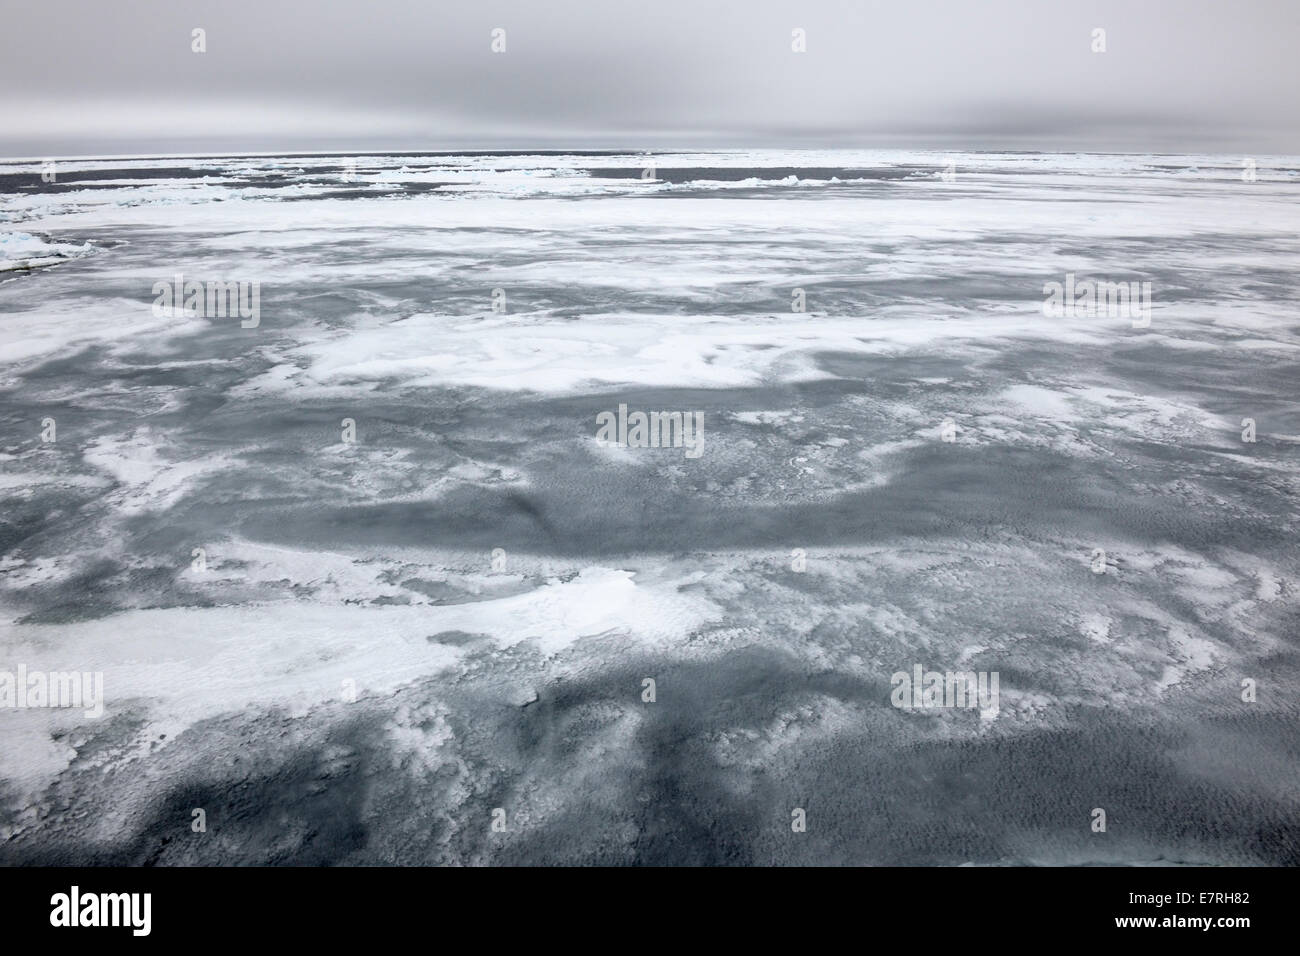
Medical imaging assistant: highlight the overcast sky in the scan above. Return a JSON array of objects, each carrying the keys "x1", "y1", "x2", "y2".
[{"x1": 2, "y1": 0, "x2": 1297, "y2": 157}]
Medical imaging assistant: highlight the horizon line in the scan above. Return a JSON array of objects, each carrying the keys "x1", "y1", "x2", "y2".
[{"x1": 2, "y1": 146, "x2": 1295, "y2": 165}]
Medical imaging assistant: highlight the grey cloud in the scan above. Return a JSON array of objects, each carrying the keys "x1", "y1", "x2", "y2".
[{"x1": 1, "y1": 0, "x2": 1297, "y2": 157}]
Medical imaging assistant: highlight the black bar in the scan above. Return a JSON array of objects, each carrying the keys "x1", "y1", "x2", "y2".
[{"x1": 0, "y1": 866, "x2": 1276, "y2": 942}]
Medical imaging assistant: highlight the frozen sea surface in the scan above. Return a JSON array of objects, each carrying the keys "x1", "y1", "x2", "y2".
[{"x1": 0, "y1": 150, "x2": 1297, "y2": 864}]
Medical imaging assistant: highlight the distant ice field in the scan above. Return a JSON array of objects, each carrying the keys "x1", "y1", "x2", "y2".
[{"x1": 0, "y1": 150, "x2": 1297, "y2": 865}]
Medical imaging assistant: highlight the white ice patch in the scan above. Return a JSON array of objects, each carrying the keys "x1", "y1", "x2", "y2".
[
  {"x1": 0, "y1": 565, "x2": 721, "y2": 798},
  {"x1": 0, "y1": 231, "x2": 93, "y2": 273},
  {"x1": 83, "y1": 429, "x2": 234, "y2": 516},
  {"x1": 234, "y1": 309, "x2": 1116, "y2": 397},
  {"x1": 1156, "y1": 628, "x2": 1218, "y2": 695},
  {"x1": 1081, "y1": 614, "x2": 1113, "y2": 645},
  {"x1": 999, "y1": 384, "x2": 1080, "y2": 421},
  {"x1": 0, "y1": 296, "x2": 204, "y2": 369}
]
